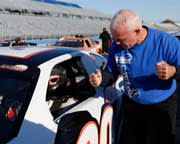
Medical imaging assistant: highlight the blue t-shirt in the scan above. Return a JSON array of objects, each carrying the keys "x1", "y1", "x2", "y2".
[{"x1": 106, "y1": 26, "x2": 180, "y2": 104}]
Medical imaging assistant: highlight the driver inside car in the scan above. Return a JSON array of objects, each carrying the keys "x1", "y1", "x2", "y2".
[{"x1": 46, "y1": 65, "x2": 78, "y2": 118}]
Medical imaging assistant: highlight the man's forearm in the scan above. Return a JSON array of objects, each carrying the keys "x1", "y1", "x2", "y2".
[{"x1": 100, "y1": 70, "x2": 119, "y2": 87}]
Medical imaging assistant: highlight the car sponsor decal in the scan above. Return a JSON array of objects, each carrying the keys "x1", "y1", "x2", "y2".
[
  {"x1": 0, "y1": 64, "x2": 28, "y2": 71},
  {"x1": 76, "y1": 106, "x2": 113, "y2": 144},
  {"x1": 0, "y1": 47, "x2": 54, "y2": 59}
]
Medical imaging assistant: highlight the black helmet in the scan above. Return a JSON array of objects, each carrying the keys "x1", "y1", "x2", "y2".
[{"x1": 48, "y1": 65, "x2": 67, "y2": 92}]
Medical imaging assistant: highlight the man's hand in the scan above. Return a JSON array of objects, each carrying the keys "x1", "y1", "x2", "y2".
[
  {"x1": 156, "y1": 60, "x2": 176, "y2": 80},
  {"x1": 89, "y1": 69, "x2": 102, "y2": 87}
]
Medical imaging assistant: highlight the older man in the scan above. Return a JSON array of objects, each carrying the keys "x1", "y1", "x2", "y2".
[{"x1": 89, "y1": 9, "x2": 180, "y2": 144}]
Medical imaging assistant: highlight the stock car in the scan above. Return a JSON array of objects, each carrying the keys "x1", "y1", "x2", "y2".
[
  {"x1": 0, "y1": 39, "x2": 31, "y2": 47},
  {"x1": 0, "y1": 46, "x2": 124, "y2": 144},
  {"x1": 54, "y1": 37, "x2": 101, "y2": 54}
]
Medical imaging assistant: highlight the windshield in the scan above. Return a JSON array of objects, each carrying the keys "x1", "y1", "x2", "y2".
[
  {"x1": 0, "y1": 67, "x2": 39, "y2": 143},
  {"x1": 55, "y1": 40, "x2": 84, "y2": 47}
]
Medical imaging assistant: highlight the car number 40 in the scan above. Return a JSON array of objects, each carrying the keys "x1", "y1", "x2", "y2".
[{"x1": 76, "y1": 106, "x2": 113, "y2": 144}]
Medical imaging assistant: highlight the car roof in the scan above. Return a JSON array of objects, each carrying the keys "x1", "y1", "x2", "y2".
[{"x1": 0, "y1": 46, "x2": 82, "y2": 68}]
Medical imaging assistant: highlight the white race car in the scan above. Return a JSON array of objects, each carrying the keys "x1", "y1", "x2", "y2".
[{"x1": 0, "y1": 46, "x2": 124, "y2": 144}]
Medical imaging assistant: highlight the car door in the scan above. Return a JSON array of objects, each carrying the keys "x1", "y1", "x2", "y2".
[{"x1": 53, "y1": 53, "x2": 124, "y2": 144}]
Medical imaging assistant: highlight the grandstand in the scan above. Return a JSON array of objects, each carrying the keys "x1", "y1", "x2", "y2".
[
  {"x1": 0, "y1": 0, "x2": 180, "y2": 40},
  {"x1": 145, "y1": 23, "x2": 180, "y2": 33},
  {"x1": 0, "y1": 0, "x2": 111, "y2": 40}
]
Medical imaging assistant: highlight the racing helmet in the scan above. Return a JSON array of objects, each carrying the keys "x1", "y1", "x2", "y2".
[{"x1": 48, "y1": 65, "x2": 67, "y2": 92}]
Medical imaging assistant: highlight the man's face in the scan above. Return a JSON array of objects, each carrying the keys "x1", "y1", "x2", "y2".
[{"x1": 111, "y1": 24, "x2": 138, "y2": 49}]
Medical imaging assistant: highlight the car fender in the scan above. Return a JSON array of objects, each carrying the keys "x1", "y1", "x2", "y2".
[{"x1": 55, "y1": 111, "x2": 98, "y2": 144}]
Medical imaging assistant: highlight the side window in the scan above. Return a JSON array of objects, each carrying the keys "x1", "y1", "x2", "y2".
[
  {"x1": 0, "y1": 74, "x2": 33, "y2": 142},
  {"x1": 70, "y1": 57, "x2": 96, "y2": 101},
  {"x1": 79, "y1": 40, "x2": 84, "y2": 47},
  {"x1": 46, "y1": 57, "x2": 96, "y2": 119}
]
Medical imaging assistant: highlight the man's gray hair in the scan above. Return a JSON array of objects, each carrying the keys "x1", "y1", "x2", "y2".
[{"x1": 110, "y1": 9, "x2": 142, "y2": 32}]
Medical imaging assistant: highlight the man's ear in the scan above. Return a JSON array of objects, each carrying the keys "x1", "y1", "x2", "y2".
[{"x1": 135, "y1": 28, "x2": 141, "y2": 35}]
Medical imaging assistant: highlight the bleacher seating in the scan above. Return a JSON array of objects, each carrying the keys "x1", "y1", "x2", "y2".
[
  {"x1": 0, "y1": 14, "x2": 111, "y2": 39},
  {"x1": 0, "y1": 0, "x2": 112, "y2": 39},
  {"x1": 0, "y1": 0, "x2": 180, "y2": 40}
]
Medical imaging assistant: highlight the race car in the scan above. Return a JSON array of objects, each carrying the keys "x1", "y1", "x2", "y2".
[
  {"x1": 0, "y1": 38, "x2": 30, "y2": 47},
  {"x1": 0, "y1": 39, "x2": 14, "y2": 47},
  {"x1": 54, "y1": 37, "x2": 101, "y2": 54},
  {"x1": 0, "y1": 46, "x2": 124, "y2": 144}
]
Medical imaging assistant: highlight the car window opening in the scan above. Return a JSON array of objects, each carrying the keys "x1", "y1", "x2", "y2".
[
  {"x1": 46, "y1": 57, "x2": 96, "y2": 119},
  {"x1": 0, "y1": 76, "x2": 32, "y2": 143}
]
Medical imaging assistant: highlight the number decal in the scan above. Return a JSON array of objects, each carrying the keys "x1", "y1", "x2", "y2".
[
  {"x1": 100, "y1": 106, "x2": 113, "y2": 144},
  {"x1": 76, "y1": 106, "x2": 113, "y2": 144},
  {"x1": 76, "y1": 121, "x2": 98, "y2": 144}
]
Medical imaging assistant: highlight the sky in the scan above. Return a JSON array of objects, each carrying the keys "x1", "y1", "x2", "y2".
[{"x1": 60, "y1": 0, "x2": 180, "y2": 24}]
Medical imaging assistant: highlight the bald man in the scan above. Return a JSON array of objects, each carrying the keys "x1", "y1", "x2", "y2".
[{"x1": 89, "y1": 9, "x2": 180, "y2": 144}]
